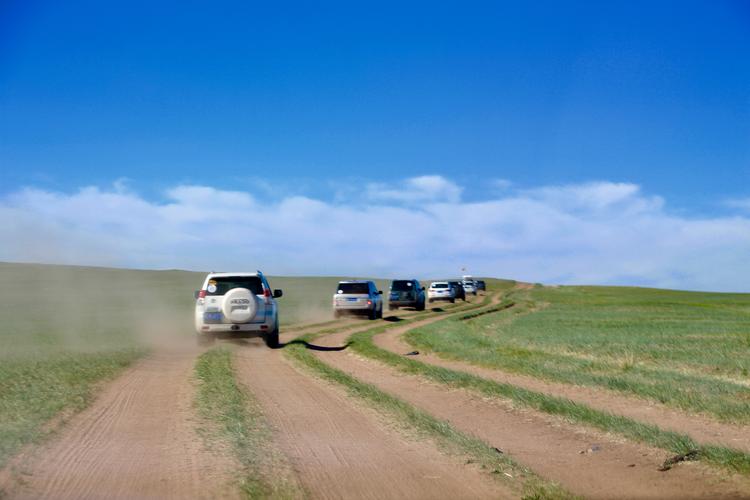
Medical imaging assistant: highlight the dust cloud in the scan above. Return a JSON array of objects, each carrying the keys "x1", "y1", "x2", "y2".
[{"x1": 0, "y1": 263, "x2": 351, "y2": 359}]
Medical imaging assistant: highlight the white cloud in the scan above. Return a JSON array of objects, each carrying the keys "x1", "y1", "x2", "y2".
[
  {"x1": 725, "y1": 198, "x2": 750, "y2": 212},
  {"x1": 1, "y1": 179, "x2": 749, "y2": 292},
  {"x1": 365, "y1": 175, "x2": 462, "y2": 204},
  {"x1": 492, "y1": 178, "x2": 513, "y2": 190}
]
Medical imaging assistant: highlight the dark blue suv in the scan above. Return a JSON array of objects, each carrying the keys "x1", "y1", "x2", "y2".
[{"x1": 388, "y1": 279, "x2": 426, "y2": 311}]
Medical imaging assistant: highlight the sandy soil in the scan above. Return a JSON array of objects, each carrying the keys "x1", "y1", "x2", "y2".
[
  {"x1": 0, "y1": 347, "x2": 240, "y2": 500},
  {"x1": 231, "y1": 333, "x2": 514, "y2": 499}
]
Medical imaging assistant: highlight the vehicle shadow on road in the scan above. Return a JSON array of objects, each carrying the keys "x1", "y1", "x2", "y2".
[
  {"x1": 383, "y1": 316, "x2": 404, "y2": 322},
  {"x1": 281, "y1": 339, "x2": 351, "y2": 352}
]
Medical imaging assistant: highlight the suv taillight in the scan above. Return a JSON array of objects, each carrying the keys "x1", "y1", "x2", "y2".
[
  {"x1": 198, "y1": 290, "x2": 207, "y2": 299},
  {"x1": 263, "y1": 287, "x2": 271, "y2": 305}
]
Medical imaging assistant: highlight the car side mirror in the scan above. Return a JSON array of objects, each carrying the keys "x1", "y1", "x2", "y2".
[
  {"x1": 273, "y1": 289, "x2": 283, "y2": 298},
  {"x1": 378, "y1": 290, "x2": 383, "y2": 295},
  {"x1": 194, "y1": 290, "x2": 200, "y2": 299}
]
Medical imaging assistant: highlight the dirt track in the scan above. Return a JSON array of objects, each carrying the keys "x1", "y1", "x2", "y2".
[
  {"x1": 374, "y1": 322, "x2": 750, "y2": 453},
  {"x1": 232, "y1": 334, "x2": 513, "y2": 499},
  {"x1": 310, "y1": 295, "x2": 750, "y2": 499},
  {"x1": 0, "y1": 347, "x2": 240, "y2": 500},
  {"x1": 2, "y1": 292, "x2": 750, "y2": 499},
  {"x1": 0, "y1": 304, "x2": 511, "y2": 500}
]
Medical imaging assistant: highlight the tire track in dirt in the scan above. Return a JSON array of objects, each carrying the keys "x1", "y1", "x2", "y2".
[
  {"x1": 377, "y1": 294, "x2": 750, "y2": 454},
  {"x1": 377, "y1": 326, "x2": 750, "y2": 453},
  {"x1": 312, "y1": 312, "x2": 750, "y2": 499},
  {"x1": 231, "y1": 332, "x2": 514, "y2": 499},
  {"x1": 0, "y1": 347, "x2": 240, "y2": 500}
]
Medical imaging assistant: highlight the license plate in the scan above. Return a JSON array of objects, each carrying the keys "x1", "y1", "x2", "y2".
[
  {"x1": 347, "y1": 297, "x2": 358, "y2": 302},
  {"x1": 204, "y1": 312, "x2": 222, "y2": 321}
]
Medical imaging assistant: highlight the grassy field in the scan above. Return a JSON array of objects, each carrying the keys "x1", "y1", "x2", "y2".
[
  {"x1": 343, "y1": 295, "x2": 750, "y2": 475},
  {"x1": 406, "y1": 285, "x2": 750, "y2": 423},
  {"x1": 0, "y1": 261, "x2": 387, "y2": 468}
]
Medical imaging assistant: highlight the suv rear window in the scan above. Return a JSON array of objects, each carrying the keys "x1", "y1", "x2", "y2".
[
  {"x1": 390, "y1": 280, "x2": 414, "y2": 291},
  {"x1": 337, "y1": 282, "x2": 370, "y2": 294},
  {"x1": 206, "y1": 276, "x2": 263, "y2": 295},
  {"x1": 432, "y1": 283, "x2": 449, "y2": 288}
]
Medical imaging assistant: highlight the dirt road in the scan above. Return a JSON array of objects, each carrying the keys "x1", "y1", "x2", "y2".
[
  {"x1": 0, "y1": 347, "x2": 240, "y2": 500},
  {"x1": 3, "y1": 292, "x2": 750, "y2": 499},
  {"x1": 0, "y1": 303, "x2": 511, "y2": 500},
  {"x1": 232, "y1": 334, "x2": 513, "y2": 499}
]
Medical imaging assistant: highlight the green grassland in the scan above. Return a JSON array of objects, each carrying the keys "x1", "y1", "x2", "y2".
[{"x1": 406, "y1": 285, "x2": 750, "y2": 423}]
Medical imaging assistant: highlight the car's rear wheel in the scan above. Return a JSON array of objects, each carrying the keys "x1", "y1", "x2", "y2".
[
  {"x1": 450, "y1": 298, "x2": 456, "y2": 303},
  {"x1": 265, "y1": 324, "x2": 280, "y2": 348}
]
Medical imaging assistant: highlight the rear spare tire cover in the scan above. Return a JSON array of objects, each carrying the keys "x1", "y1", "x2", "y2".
[{"x1": 221, "y1": 288, "x2": 257, "y2": 323}]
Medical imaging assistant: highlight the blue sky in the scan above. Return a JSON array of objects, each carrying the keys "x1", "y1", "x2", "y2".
[{"x1": 1, "y1": 1, "x2": 750, "y2": 289}]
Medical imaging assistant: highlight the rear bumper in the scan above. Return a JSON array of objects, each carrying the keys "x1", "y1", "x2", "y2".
[
  {"x1": 334, "y1": 306, "x2": 373, "y2": 315},
  {"x1": 389, "y1": 300, "x2": 419, "y2": 307},
  {"x1": 428, "y1": 295, "x2": 454, "y2": 301},
  {"x1": 333, "y1": 303, "x2": 372, "y2": 311},
  {"x1": 196, "y1": 321, "x2": 271, "y2": 335}
]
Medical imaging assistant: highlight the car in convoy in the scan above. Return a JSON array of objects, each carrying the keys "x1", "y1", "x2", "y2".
[
  {"x1": 447, "y1": 280, "x2": 466, "y2": 301},
  {"x1": 194, "y1": 271, "x2": 283, "y2": 347},
  {"x1": 388, "y1": 279, "x2": 426, "y2": 310},
  {"x1": 462, "y1": 279, "x2": 478, "y2": 296},
  {"x1": 476, "y1": 280, "x2": 486, "y2": 292},
  {"x1": 428, "y1": 281, "x2": 455, "y2": 303},
  {"x1": 333, "y1": 280, "x2": 383, "y2": 319}
]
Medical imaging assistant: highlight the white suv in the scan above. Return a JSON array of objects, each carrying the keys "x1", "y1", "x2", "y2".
[
  {"x1": 194, "y1": 271, "x2": 282, "y2": 347},
  {"x1": 428, "y1": 281, "x2": 456, "y2": 303},
  {"x1": 333, "y1": 280, "x2": 383, "y2": 320},
  {"x1": 462, "y1": 280, "x2": 477, "y2": 296}
]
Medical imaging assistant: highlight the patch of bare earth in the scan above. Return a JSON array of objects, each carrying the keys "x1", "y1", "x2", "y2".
[
  {"x1": 313, "y1": 321, "x2": 750, "y2": 498},
  {"x1": 0, "y1": 347, "x2": 241, "y2": 500},
  {"x1": 231, "y1": 333, "x2": 515, "y2": 499}
]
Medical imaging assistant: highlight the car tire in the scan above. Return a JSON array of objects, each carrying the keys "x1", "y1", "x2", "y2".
[
  {"x1": 450, "y1": 298, "x2": 455, "y2": 303},
  {"x1": 417, "y1": 300, "x2": 425, "y2": 311},
  {"x1": 428, "y1": 298, "x2": 433, "y2": 303},
  {"x1": 369, "y1": 307, "x2": 377, "y2": 320},
  {"x1": 390, "y1": 304, "x2": 398, "y2": 310},
  {"x1": 265, "y1": 324, "x2": 280, "y2": 348},
  {"x1": 377, "y1": 306, "x2": 383, "y2": 319}
]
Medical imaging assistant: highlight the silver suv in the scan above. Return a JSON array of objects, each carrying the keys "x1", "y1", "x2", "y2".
[
  {"x1": 333, "y1": 280, "x2": 383, "y2": 320},
  {"x1": 194, "y1": 271, "x2": 282, "y2": 347}
]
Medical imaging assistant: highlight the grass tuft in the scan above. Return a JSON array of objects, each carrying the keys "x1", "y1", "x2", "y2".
[{"x1": 194, "y1": 348, "x2": 302, "y2": 499}]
